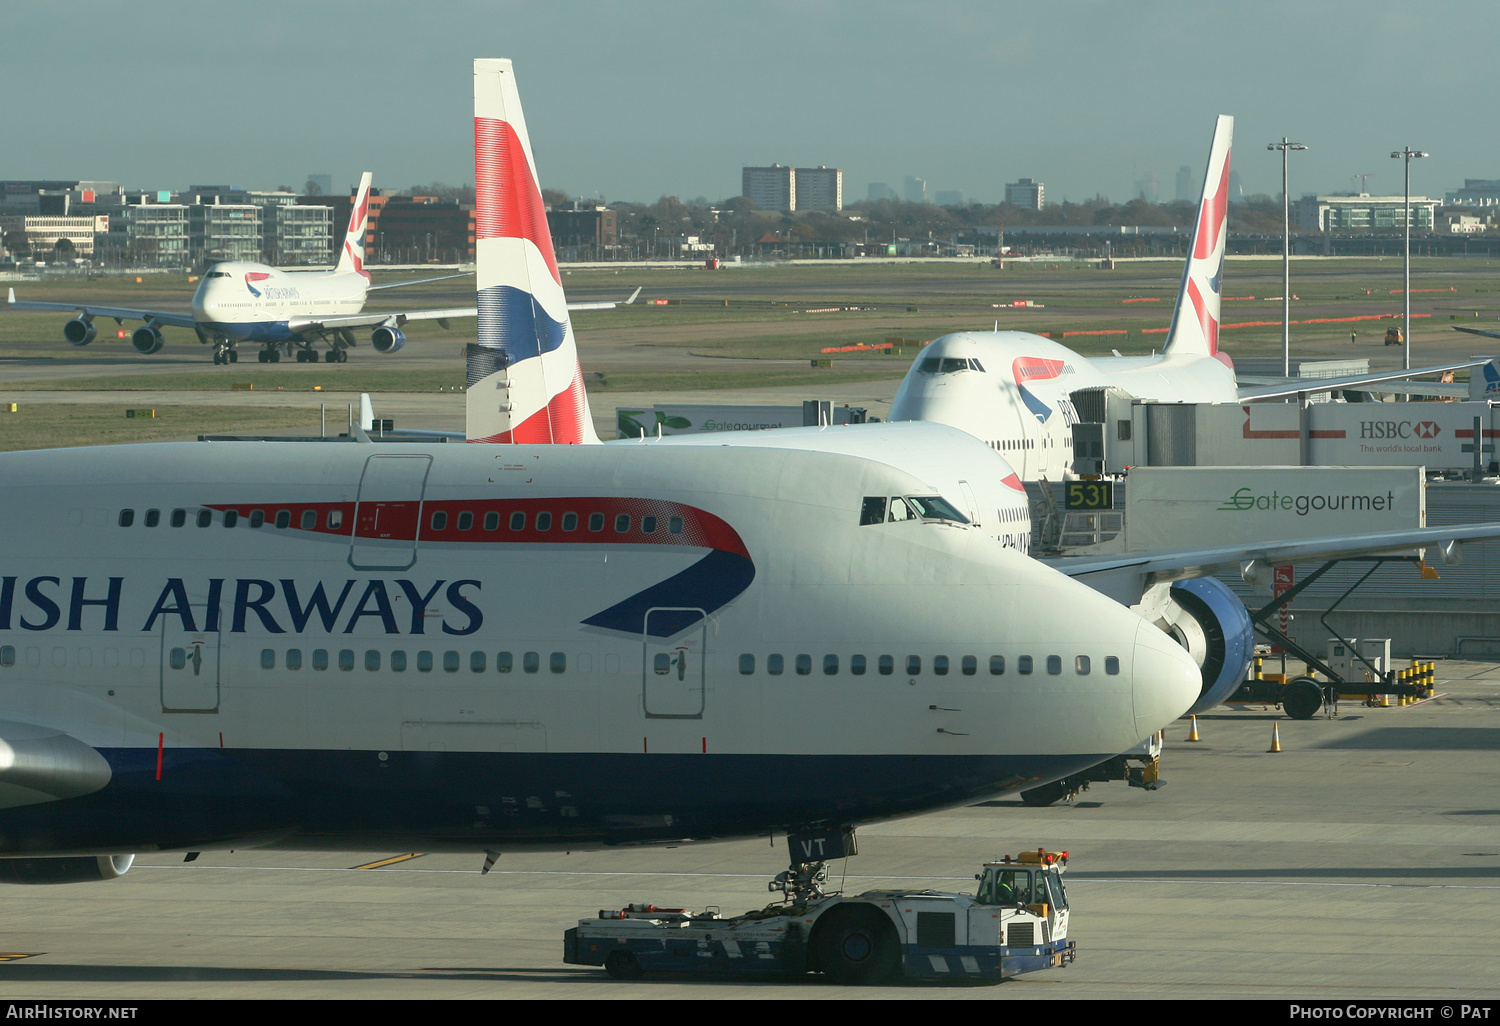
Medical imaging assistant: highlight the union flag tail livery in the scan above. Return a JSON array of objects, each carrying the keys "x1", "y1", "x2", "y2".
[
  {"x1": 333, "y1": 172, "x2": 374, "y2": 278},
  {"x1": 466, "y1": 58, "x2": 599, "y2": 444},
  {"x1": 1163, "y1": 114, "x2": 1233, "y2": 363}
]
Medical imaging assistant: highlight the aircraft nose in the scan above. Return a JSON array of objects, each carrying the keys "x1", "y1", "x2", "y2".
[{"x1": 1130, "y1": 619, "x2": 1202, "y2": 738}]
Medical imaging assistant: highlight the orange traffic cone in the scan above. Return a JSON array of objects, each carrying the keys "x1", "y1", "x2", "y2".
[
  {"x1": 1186, "y1": 715, "x2": 1200, "y2": 742},
  {"x1": 1268, "y1": 722, "x2": 1282, "y2": 753}
]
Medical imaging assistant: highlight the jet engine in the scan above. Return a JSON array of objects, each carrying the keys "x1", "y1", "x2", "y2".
[
  {"x1": 63, "y1": 316, "x2": 96, "y2": 346},
  {"x1": 0, "y1": 854, "x2": 134, "y2": 885},
  {"x1": 131, "y1": 325, "x2": 165, "y2": 355},
  {"x1": 1149, "y1": 578, "x2": 1256, "y2": 714},
  {"x1": 371, "y1": 325, "x2": 406, "y2": 354}
]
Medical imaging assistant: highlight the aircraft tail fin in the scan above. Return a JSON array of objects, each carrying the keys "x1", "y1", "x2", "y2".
[
  {"x1": 334, "y1": 172, "x2": 374, "y2": 277},
  {"x1": 465, "y1": 58, "x2": 598, "y2": 444},
  {"x1": 1163, "y1": 115, "x2": 1233, "y2": 360}
]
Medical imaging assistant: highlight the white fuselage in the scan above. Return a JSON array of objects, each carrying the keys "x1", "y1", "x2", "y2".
[
  {"x1": 890, "y1": 331, "x2": 1239, "y2": 480},
  {"x1": 191, "y1": 261, "x2": 369, "y2": 341},
  {"x1": 0, "y1": 439, "x2": 1199, "y2": 855}
]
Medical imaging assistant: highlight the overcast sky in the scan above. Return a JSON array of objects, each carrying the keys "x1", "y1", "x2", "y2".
[{"x1": 5, "y1": 1, "x2": 1492, "y2": 207}]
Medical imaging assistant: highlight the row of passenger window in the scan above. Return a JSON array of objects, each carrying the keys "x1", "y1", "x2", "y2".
[
  {"x1": 429, "y1": 511, "x2": 683, "y2": 535},
  {"x1": 253, "y1": 648, "x2": 567, "y2": 673},
  {"x1": 0, "y1": 644, "x2": 147, "y2": 669},
  {"x1": 737, "y1": 653, "x2": 1120, "y2": 677},
  {"x1": 118, "y1": 507, "x2": 686, "y2": 536},
  {"x1": 120, "y1": 507, "x2": 345, "y2": 530}
]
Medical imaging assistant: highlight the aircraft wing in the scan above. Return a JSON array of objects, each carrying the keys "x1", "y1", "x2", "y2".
[
  {"x1": 367, "y1": 272, "x2": 473, "y2": 291},
  {"x1": 568, "y1": 286, "x2": 642, "y2": 311},
  {"x1": 1453, "y1": 325, "x2": 1500, "y2": 342},
  {"x1": 291, "y1": 287, "x2": 642, "y2": 332},
  {"x1": 1042, "y1": 522, "x2": 1500, "y2": 590},
  {"x1": 1236, "y1": 359, "x2": 1490, "y2": 401},
  {"x1": 6, "y1": 289, "x2": 197, "y2": 329},
  {"x1": 288, "y1": 307, "x2": 478, "y2": 332}
]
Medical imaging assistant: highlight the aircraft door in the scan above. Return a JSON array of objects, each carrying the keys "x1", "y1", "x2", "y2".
[
  {"x1": 160, "y1": 605, "x2": 220, "y2": 713},
  {"x1": 642, "y1": 608, "x2": 706, "y2": 719},
  {"x1": 350, "y1": 454, "x2": 432, "y2": 571}
]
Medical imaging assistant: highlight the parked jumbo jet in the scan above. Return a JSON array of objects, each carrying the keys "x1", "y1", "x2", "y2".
[
  {"x1": 6, "y1": 174, "x2": 640, "y2": 366},
  {"x1": 0, "y1": 60, "x2": 1207, "y2": 887},
  {"x1": 465, "y1": 68, "x2": 1500, "y2": 724},
  {"x1": 889, "y1": 115, "x2": 1492, "y2": 482}
]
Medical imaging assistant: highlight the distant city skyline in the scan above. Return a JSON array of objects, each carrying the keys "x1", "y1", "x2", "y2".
[{"x1": 3, "y1": 2, "x2": 1492, "y2": 207}]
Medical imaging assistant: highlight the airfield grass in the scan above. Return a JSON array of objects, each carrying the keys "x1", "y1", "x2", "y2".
[
  {"x1": 0, "y1": 403, "x2": 322, "y2": 452},
  {"x1": 2, "y1": 256, "x2": 1497, "y2": 431}
]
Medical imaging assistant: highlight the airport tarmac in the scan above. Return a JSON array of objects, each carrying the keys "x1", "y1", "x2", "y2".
[{"x1": 1, "y1": 662, "x2": 1496, "y2": 1001}]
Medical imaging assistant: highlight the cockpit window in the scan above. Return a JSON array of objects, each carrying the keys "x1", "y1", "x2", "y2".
[
  {"x1": 906, "y1": 495, "x2": 970, "y2": 524},
  {"x1": 921, "y1": 357, "x2": 983, "y2": 374},
  {"x1": 205, "y1": 271, "x2": 232, "y2": 279},
  {"x1": 864, "y1": 494, "x2": 969, "y2": 526}
]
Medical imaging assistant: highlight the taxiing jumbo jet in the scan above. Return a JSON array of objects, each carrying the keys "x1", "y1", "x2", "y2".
[
  {"x1": 0, "y1": 60, "x2": 1208, "y2": 887},
  {"x1": 889, "y1": 116, "x2": 1493, "y2": 482},
  {"x1": 8, "y1": 174, "x2": 484, "y2": 365}
]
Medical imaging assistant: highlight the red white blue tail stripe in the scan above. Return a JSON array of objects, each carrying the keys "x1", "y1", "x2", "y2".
[
  {"x1": 334, "y1": 172, "x2": 372, "y2": 278},
  {"x1": 467, "y1": 58, "x2": 599, "y2": 445},
  {"x1": 1164, "y1": 115, "x2": 1233, "y2": 365}
]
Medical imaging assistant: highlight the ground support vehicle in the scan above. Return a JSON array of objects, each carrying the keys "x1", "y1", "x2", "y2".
[
  {"x1": 1232, "y1": 558, "x2": 1438, "y2": 718},
  {"x1": 564, "y1": 845, "x2": 1075, "y2": 984}
]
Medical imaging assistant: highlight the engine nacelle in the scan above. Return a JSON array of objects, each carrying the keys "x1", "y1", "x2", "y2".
[
  {"x1": 1154, "y1": 578, "x2": 1256, "y2": 714},
  {"x1": 63, "y1": 316, "x2": 96, "y2": 346},
  {"x1": 131, "y1": 325, "x2": 165, "y2": 355},
  {"x1": 0, "y1": 854, "x2": 134, "y2": 885},
  {"x1": 371, "y1": 325, "x2": 406, "y2": 353}
]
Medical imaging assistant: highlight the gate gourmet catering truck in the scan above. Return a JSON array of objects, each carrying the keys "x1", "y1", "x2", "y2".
[{"x1": 564, "y1": 832, "x2": 1075, "y2": 984}]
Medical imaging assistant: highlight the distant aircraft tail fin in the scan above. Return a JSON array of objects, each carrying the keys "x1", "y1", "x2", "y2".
[
  {"x1": 465, "y1": 58, "x2": 599, "y2": 444},
  {"x1": 334, "y1": 172, "x2": 374, "y2": 277},
  {"x1": 1163, "y1": 115, "x2": 1233, "y2": 361}
]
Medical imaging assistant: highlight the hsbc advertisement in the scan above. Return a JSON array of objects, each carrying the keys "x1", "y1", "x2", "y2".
[
  {"x1": 1306, "y1": 401, "x2": 1498, "y2": 470},
  {"x1": 1182, "y1": 402, "x2": 1498, "y2": 472}
]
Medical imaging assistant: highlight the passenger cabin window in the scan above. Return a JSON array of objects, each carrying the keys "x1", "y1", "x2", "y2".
[
  {"x1": 431, "y1": 511, "x2": 448, "y2": 531},
  {"x1": 144, "y1": 509, "x2": 161, "y2": 528},
  {"x1": 1018, "y1": 656, "x2": 1033, "y2": 675},
  {"x1": 989, "y1": 655, "x2": 1005, "y2": 675},
  {"x1": 1047, "y1": 655, "x2": 1062, "y2": 675},
  {"x1": 510, "y1": 512, "x2": 526, "y2": 531},
  {"x1": 457, "y1": 511, "x2": 473, "y2": 531},
  {"x1": 301, "y1": 510, "x2": 317, "y2": 530},
  {"x1": 118, "y1": 509, "x2": 134, "y2": 527},
  {"x1": 589, "y1": 513, "x2": 605, "y2": 532},
  {"x1": 562, "y1": 512, "x2": 578, "y2": 532},
  {"x1": 768, "y1": 654, "x2": 784, "y2": 676},
  {"x1": 739, "y1": 654, "x2": 755, "y2": 675},
  {"x1": 1105, "y1": 656, "x2": 1120, "y2": 675},
  {"x1": 484, "y1": 511, "x2": 500, "y2": 531},
  {"x1": 275, "y1": 510, "x2": 291, "y2": 529},
  {"x1": 851, "y1": 654, "x2": 867, "y2": 676},
  {"x1": 878, "y1": 655, "x2": 894, "y2": 675},
  {"x1": 171, "y1": 509, "x2": 187, "y2": 527},
  {"x1": 1076, "y1": 655, "x2": 1091, "y2": 675}
]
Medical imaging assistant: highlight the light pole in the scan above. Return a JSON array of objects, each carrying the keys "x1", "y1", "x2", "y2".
[
  {"x1": 1268, "y1": 138, "x2": 1307, "y2": 377},
  {"x1": 1390, "y1": 146, "x2": 1428, "y2": 372}
]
